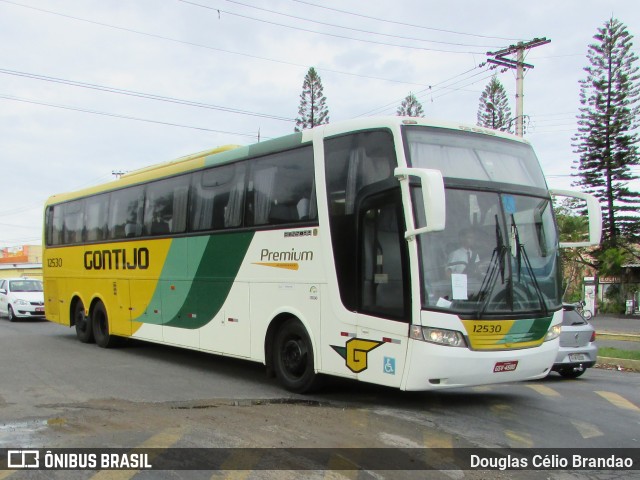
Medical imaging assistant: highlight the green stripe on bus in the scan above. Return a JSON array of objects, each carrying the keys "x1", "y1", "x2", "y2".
[
  {"x1": 499, "y1": 317, "x2": 552, "y2": 344},
  {"x1": 163, "y1": 231, "x2": 254, "y2": 329}
]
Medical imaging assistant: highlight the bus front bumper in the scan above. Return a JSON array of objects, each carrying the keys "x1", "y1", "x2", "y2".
[{"x1": 402, "y1": 337, "x2": 558, "y2": 390}]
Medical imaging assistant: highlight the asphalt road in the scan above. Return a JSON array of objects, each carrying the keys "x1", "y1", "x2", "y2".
[{"x1": 1, "y1": 318, "x2": 638, "y2": 479}]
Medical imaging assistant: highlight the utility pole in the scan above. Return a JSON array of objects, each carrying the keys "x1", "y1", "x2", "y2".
[{"x1": 486, "y1": 37, "x2": 550, "y2": 136}]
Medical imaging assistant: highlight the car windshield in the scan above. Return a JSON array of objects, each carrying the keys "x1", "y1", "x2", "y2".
[{"x1": 9, "y1": 280, "x2": 43, "y2": 292}]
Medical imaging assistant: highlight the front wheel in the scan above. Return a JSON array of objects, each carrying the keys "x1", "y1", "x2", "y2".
[
  {"x1": 8, "y1": 305, "x2": 16, "y2": 322},
  {"x1": 273, "y1": 319, "x2": 320, "y2": 393},
  {"x1": 91, "y1": 301, "x2": 119, "y2": 348}
]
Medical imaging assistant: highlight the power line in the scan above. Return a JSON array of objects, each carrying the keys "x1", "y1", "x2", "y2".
[
  {"x1": 0, "y1": 94, "x2": 263, "y2": 139},
  {"x1": 0, "y1": 68, "x2": 294, "y2": 122},
  {"x1": 178, "y1": 0, "x2": 489, "y2": 54},
  {"x1": 213, "y1": 0, "x2": 504, "y2": 49},
  {"x1": 357, "y1": 65, "x2": 493, "y2": 117},
  {"x1": 0, "y1": 0, "x2": 438, "y2": 88},
  {"x1": 287, "y1": 0, "x2": 522, "y2": 42}
]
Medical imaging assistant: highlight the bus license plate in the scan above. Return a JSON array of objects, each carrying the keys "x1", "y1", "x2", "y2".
[{"x1": 494, "y1": 361, "x2": 518, "y2": 373}]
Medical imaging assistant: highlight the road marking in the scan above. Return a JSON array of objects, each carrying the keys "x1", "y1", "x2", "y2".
[
  {"x1": 215, "y1": 450, "x2": 265, "y2": 480},
  {"x1": 325, "y1": 454, "x2": 360, "y2": 479},
  {"x1": 570, "y1": 419, "x2": 604, "y2": 439},
  {"x1": 423, "y1": 430, "x2": 454, "y2": 448},
  {"x1": 505, "y1": 430, "x2": 534, "y2": 448},
  {"x1": 595, "y1": 391, "x2": 640, "y2": 412},
  {"x1": 89, "y1": 427, "x2": 184, "y2": 480},
  {"x1": 526, "y1": 384, "x2": 561, "y2": 397}
]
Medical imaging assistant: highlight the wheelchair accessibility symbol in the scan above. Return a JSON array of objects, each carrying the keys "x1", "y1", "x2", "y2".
[{"x1": 383, "y1": 357, "x2": 396, "y2": 375}]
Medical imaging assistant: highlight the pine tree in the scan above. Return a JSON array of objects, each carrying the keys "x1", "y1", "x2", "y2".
[
  {"x1": 572, "y1": 18, "x2": 640, "y2": 247},
  {"x1": 397, "y1": 92, "x2": 424, "y2": 117},
  {"x1": 477, "y1": 76, "x2": 513, "y2": 132},
  {"x1": 294, "y1": 67, "x2": 329, "y2": 132}
]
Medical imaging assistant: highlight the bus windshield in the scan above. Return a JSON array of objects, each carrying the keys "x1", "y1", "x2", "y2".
[{"x1": 404, "y1": 127, "x2": 562, "y2": 317}]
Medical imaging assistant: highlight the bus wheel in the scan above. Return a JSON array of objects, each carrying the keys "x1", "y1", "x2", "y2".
[
  {"x1": 91, "y1": 301, "x2": 118, "y2": 348},
  {"x1": 74, "y1": 300, "x2": 94, "y2": 343},
  {"x1": 273, "y1": 319, "x2": 320, "y2": 393}
]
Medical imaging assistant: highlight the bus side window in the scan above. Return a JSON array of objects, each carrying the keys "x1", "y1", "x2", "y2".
[
  {"x1": 108, "y1": 186, "x2": 145, "y2": 240},
  {"x1": 47, "y1": 205, "x2": 64, "y2": 246},
  {"x1": 246, "y1": 145, "x2": 315, "y2": 227},
  {"x1": 191, "y1": 162, "x2": 247, "y2": 231},
  {"x1": 144, "y1": 175, "x2": 191, "y2": 236},
  {"x1": 85, "y1": 193, "x2": 109, "y2": 242},
  {"x1": 62, "y1": 200, "x2": 84, "y2": 245}
]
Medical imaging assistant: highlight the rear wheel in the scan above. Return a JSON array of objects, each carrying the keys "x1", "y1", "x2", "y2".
[
  {"x1": 74, "y1": 300, "x2": 94, "y2": 343},
  {"x1": 273, "y1": 319, "x2": 320, "y2": 393},
  {"x1": 91, "y1": 301, "x2": 118, "y2": 348}
]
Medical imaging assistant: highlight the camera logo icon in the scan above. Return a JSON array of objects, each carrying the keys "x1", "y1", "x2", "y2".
[{"x1": 7, "y1": 450, "x2": 40, "y2": 469}]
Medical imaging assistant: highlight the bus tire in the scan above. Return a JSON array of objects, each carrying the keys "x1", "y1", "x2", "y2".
[
  {"x1": 91, "y1": 301, "x2": 118, "y2": 348},
  {"x1": 74, "y1": 300, "x2": 94, "y2": 343},
  {"x1": 273, "y1": 319, "x2": 320, "y2": 393}
]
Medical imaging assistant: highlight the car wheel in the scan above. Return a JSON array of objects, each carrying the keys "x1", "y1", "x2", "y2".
[
  {"x1": 74, "y1": 300, "x2": 94, "y2": 343},
  {"x1": 8, "y1": 305, "x2": 16, "y2": 322},
  {"x1": 91, "y1": 301, "x2": 119, "y2": 348},
  {"x1": 273, "y1": 319, "x2": 321, "y2": 393},
  {"x1": 559, "y1": 368, "x2": 586, "y2": 379}
]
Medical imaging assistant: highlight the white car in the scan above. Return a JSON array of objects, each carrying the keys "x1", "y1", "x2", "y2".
[{"x1": 0, "y1": 278, "x2": 46, "y2": 321}]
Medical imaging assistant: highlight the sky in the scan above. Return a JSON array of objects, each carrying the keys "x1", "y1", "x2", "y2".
[{"x1": 0, "y1": 0, "x2": 639, "y2": 248}]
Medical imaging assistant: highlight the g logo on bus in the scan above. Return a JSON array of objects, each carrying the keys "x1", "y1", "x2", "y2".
[{"x1": 331, "y1": 338, "x2": 383, "y2": 373}]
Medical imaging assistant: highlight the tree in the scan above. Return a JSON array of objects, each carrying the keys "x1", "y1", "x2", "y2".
[
  {"x1": 553, "y1": 197, "x2": 594, "y2": 300},
  {"x1": 477, "y1": 76, "x2": 513, "y2": 132},
  {"x1": 294, "y1": 67, "x2": 329, "y2": 132},
  {"x1": 397, "y1": 92, "x2": 424, "y2": 117},
  {"x1": 572, "y1": 18, "x2": 640, "y2": 248}
]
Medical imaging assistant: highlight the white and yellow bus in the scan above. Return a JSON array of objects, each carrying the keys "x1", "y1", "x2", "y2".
[{"x1": 43, "y1": 117, "x2": 601, "y2": 393}]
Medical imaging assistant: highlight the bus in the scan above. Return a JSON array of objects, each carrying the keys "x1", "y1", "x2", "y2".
[{"x1": 43, "y1": 117, "x2": 601, "y2": 393}]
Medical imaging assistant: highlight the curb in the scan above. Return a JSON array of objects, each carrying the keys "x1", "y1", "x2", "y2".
[
  {"x1": 597, "y1": 356, "x2": 640, "y2": 371},
  {"x1": 597, "y1": 332, "x2": 640, "y2": 342}
]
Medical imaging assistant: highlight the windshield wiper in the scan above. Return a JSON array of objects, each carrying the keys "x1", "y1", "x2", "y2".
[
  {"x1": 510, "y1": 214, "x2": 549, "y2": 317},
  {"x1": 476, "y1": 215, "x2": 507, "y2": 319}
]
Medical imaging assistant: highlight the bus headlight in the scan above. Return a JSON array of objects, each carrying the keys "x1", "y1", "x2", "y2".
[
  {"x1": 411, "y1": 326, "x2": 467, "y2": 347},
  {"x1": 545, "y1": 324, "x2": 561, "y2": 341}
]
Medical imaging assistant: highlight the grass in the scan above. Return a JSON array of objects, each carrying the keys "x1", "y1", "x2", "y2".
[{"x1": 598, "y1": 347, "x2": 640, "y2": 361}]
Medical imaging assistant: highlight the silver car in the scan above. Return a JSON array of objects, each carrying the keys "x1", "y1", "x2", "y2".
[
  {"x1": 550, "y1": 304, "x2": 598, "y2": 378},
  {"x1": 0, "y1": 278, "x2": 46, "y2": 322}
]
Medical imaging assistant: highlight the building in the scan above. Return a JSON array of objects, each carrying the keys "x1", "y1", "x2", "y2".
[{"x1": 0, "y1": 245, "x2": 42, "y2": 279}]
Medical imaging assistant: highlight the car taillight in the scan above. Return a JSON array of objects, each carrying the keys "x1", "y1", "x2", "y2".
[{"x1": 590, "y1": 331, "x2": 596, "y2": 342}]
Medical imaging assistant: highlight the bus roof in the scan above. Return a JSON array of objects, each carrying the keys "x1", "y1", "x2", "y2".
[{"x1": 44, "y1": 116, "x2": 529, "y2": 206}]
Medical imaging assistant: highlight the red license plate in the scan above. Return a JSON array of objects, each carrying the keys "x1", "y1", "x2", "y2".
[
  {"x1": 494, "y1": 361, "x2": 518, "y2": 373},
  {"x1": 36, "y1": 307, "x2": 44, "y2": 312}
]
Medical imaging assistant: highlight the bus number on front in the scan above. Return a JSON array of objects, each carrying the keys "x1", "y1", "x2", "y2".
[{"x1": 473, "y1": 324, "x2": 502, "y2": 334}]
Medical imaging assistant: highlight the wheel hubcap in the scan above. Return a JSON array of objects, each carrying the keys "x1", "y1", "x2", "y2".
[{"x1": 282, "y1": 338, "x2": 306, "y2": 377}]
